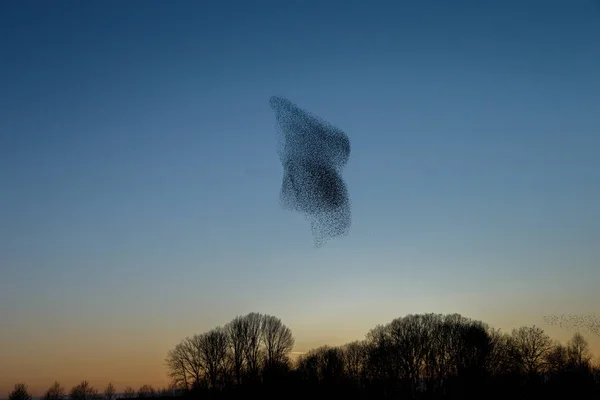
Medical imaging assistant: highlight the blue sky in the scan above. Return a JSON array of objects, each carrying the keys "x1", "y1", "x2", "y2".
[{"x1": 1, "y1": 0, "x2": 599, "y2": 394}]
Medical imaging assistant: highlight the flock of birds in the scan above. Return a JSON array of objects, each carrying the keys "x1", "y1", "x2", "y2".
[
  {"x1": 269, "y1": 96, "x2": 351, "y2": 247},
  {"x1": 543, "y1": 314, "x2": 600, "y2": 337}
]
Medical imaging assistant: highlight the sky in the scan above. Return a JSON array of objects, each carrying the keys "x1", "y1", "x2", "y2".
[{"x1": 1, "y1": 0, "x2": 599, "y2": 396}]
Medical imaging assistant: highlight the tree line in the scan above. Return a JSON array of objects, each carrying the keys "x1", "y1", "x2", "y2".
[
  {"x1": 7, "y1": 312, "x2": 600, "y2": 400},
  {"x1": 164, "y1": 312, "x2": 600, "y2": 399},
  {"x1": 7, "y1": 381, "x2": 175, "y2": 400}
]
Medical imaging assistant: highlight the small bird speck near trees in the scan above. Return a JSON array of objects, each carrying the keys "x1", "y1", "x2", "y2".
[{"x1": 8, "y1": 383, "x2": 32, "y2": 400}]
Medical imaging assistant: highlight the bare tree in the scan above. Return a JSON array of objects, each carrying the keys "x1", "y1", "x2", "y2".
[
  {"x1": 9, "y1": 384, "x2": 32, "y2": 400},
  {"x1": 510, "y1": 326, "x2": 552, "y2": 375},
  {"x1": 137, "y1": 385, "x2": 155, "y2": 398},
  {"x1": 122, "y1": 387, "x2": 136, "y2": 399},
  {"x1": 545, "y1": 342, "x2": 568, "y2": 374},
  {"x1": 166, "y1": 328, "x2": 234, "y2": 390},
  {"x1": 342, "y1": 341, "x2": 367, "y2": 382},
  {"x1": 165, "y1": 338, "x2": 203, "y2": 390},
  {"x1": 456, "y1": 320, "x2": 493, "y2": 378},
  {"x1": 261, "y1": 314, "x2": 295, "y2": 369},
  {"x1": 321, "y1": 346, "x2": 346, "y2": 383},
  {"x1": 225, "y1": 315, "x2": 247, "y2": 384},
  {"x1": 297, "y1": 350, "x2": 322, "y2": 383},
  {"x1": 567, "y1": 332, "x2": 592, "y2": 370},
  {"x1": 241, "y1": 312, "x2": 264, "y2": 380},
  {"x1": 486, "y1": 328, "x2": 516, "y2": 376},
  {"x1": 386, "y1": 314, "x2": 439, "y2": 395},
  {"x1": 421, "y1": 314, "x2": 449, "y2": 385},
  {"x1": 198, "y1": 327, "x2": 230, "y2": 389},
  {"x1": 103, "y1": 383, "x2": 116, "y2": 400},
  {"x1": 43, "y1": 382, "x2": 66, "y2": 400},
  {"x1": 69, "y1": 381, "x2": 98, "y2": 400},
  {"x1": 298, "y1": 345, "x2": 346, "y2": 383},
  {"x1": 364, "y1": 324, "x2": 393, "y2": 382}
]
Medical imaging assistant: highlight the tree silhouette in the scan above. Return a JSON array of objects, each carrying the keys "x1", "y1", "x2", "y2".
[
  {"x1": 43, "y1": 381, "x2": 65, "y2": 400},
  {"x1": 319, "y1": 346, "x2": 346, "y2": 383},
  {"x1": 103, "y1": 383, "x2": 115, "y2": 400},
  {"x1": 509, "y1": 326, "x2": 552, "y2": 376},
  {"x1": 241, "y1": 312, "x2": 263, "y2": 382},
  {"x1": 261, "y1": 314, "x2": 295, "y2": 371},
  {"x1": 342, "y1": 341, "x2": 367, "y2": 383},
  {"x1": 165, "y1": 339, "x2": 199, "y2": 390},
  {"x1": 545, "y1": 341, "x2": 569, "y2": 374},
  {"x1": 198, "y1": 327, "x2": 230, "y2": 389},
  {"x1": 486, "y1": 328, "x2": 516, "y2": 376},
  {"x1": 122, "y1": 387, "x2": 136, "y2": 399},
  {"x1": 567, "y1": 332, "x2": 592, "y2": 370},
  {"x1": 8, "y1": 384, "x2": 32, "y2": 400},
  {"x1": 296, "y1": 348, "x2": 322, "y2": 384},
  {"x1": 225, "y1": 316, "x2": 247, "y2": 385},
  {"x1": 69, "y1": 381, "x2": 98, "y2": 400},
  {"x1": 136, "y1": 385, "x2": 155, "y2": 398}
]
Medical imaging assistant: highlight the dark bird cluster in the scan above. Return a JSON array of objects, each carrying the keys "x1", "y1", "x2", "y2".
[
  {"x1": 543, "y1": 313, "x2": 600, "y2": 336},
  {"x1": 269, "y1": 96, "x2": 351, "y2": 247}
]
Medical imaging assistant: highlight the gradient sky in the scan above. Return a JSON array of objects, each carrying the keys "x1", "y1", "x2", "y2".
[{"x1": 1, "y1": 0, "x2": 599, "y2": 396}]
